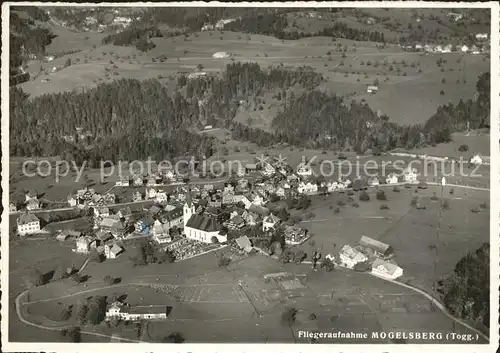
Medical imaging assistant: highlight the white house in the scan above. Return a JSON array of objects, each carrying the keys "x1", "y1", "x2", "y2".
[
  {"x1": 152, "y1": 220, "x2": 172, "y2": 244},
  {"x1": 26, "y1": 198, "x2": 41, "y2": 211},
  {"x1": 298, "y1": 181, "x2": 318, "y2": 194},
  {"x1": 212, "y1": 52, "x2": 232, "y2": 59},
  {"x1": 339, "y1": 245, "x2": 368, "y2": 269},
  {"x1": 371, "y1": 258, "x2": 403, "y2": 280},
  {"x1": 104, "y1": 244, "x2": 124, "y2": 259},
  {"x1": 475, "y1": 33, "x2": 488, "y2": 40},
  {"x1": 261, "y1": 163, "x2": 276, "y2": 177},
  {"x1": 386, "y1": 173, "x2": 399, "y2": 185},
  {"x1": 367, "y1": 85, "x2": 379, "y2": 94},
  {"x1": 296, "y1": 163, "x2": 313, "y2": 177},
  {"x1": 262, "y1": 214, "x2": 281, "y2": 232},
  {"x1": 17, "y1": 213, "x2": 40, "y2": 236},
  {"x1": 461, "y1": 44, "x2": 469, "y2": 52},
  {"x1": 403, "y1": 166, "x2": 418, "y2": 184},
  {"x1": 9, "y1": 202, "x2": 18, "y2": 213},
  {"x1": 105, "y1": 301, "x2": 169, "y2": 321},
  {"x1": 470, "y1": 154, "x2": 483, "y2": 165},
  {"x1": 75, "y1": 236, "x2": 96, "y2": 254},
  {"x1": 155, "y1": 190, "x2": 168, "y2": 203},
  {"x1": 67, "y1": 195, "x2": 78, "y2": 207},
  {"x1": 147, "y1": 188, "x2": 157, "y2": 199}
]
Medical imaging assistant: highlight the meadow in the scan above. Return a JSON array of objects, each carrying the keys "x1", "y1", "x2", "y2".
[{"x1": 19, "y1": 29, "x2": 489, "y2": 127}]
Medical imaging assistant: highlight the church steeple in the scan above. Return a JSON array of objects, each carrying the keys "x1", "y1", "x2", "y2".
[{"x1": 183, "y1": 186, "x2": 195, "y2": 226}]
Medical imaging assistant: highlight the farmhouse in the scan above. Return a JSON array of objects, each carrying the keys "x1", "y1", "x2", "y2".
[
  {"x1": 371, "y1": 258, "x2": 403, "y2": 280},
  {"x1": 359, "y1": 236, "x2": 393, "y2": 258},
  {"x1": 366, "y1": 85, "x2": 378, "y2": 94},
  {"x1": 104, "y1": 244, "x2": 124, "y2": 259},
  {"x1": 296, "y1": 163, "x2": 313, "y2": 177},
  {"x1": 262, "y1": 214, "x2": 281, "y2": 232},
  {"x1": 17, "y1": 213, "x2": 41, "y2": 236},
  {"x1": 470, "y1": 154, "x2": 484, "y2": 165},
  {"x1": 339, "y1": 245, "x2": 368, "y2": 269},
  {"x1": 75, "y1": 236, "x2": 96, "y2": 254},
  {"x1": 26, "y1": 198, "x2": 41, "y2": 211},
  {"x1": 9, "y1": 202, "x2": 18, "y2": 213},
  {"x1": 105, "y1": 301, "x2": 170, "y2": 321},
  {"x1": 403, "y1": 166, "x2": 418, "y2": 184}
]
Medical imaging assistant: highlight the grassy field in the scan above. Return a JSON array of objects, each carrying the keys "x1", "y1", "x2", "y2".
[
  {"x1": 19, "y1": 29, "x2": 489, "y2": 126},
  {"x1": 12, "y1": 251, "x2": 488, "y2": 343},
  {"x1": 295, "y1": 184, "x2": 489, "y2": 293}
]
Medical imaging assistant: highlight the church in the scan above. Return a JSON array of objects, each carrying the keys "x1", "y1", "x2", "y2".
[{"x1": 183, "y1": 189, "x2": 227, "y2": 244}]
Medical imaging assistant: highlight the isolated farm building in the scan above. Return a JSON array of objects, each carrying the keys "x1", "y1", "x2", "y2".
[
  {"x1": 366, "y1": 85, "x2": 378, "y2": 94},
  {"x1": 9, "y1": 202, "x2": 18, "y2": 213},
  {"x1": 470, "y1": 154, "x2": 484, "y2": 165},
  {"x1": 215, "y1": 18, "x2": 236, "y2": 30},
  {"x1": 475, "y1": 33, "x2": 488, "y2": 40},
  {"x1": 359, "y1": 236, "x2": 393, "y2": 258},
  {"x1": 371, "y1": 258, "x2": 403, "y2": 280},
  {"x1": 385, "y1": 173, "x2": 399, "y2": 185},
  {"x1": 184, "y1": 214, "x2": 226, "y2": 244},
  {"x1": 104, "y1": 244, "x2": 124, "y2": 259},
  {"x1": 212, "y1": 52, "x2": 232, "y2": 59},
  {"x1": 339, "y1": 245, "x2": 368, "y2": 269},
  {"x1": 105, "y1": 301, "x2": 170, "y2": 321},
  {"x1": 403, "y1": 166, "x2": 418, "y2": 183},
  {"x1": 235, "y1": 235, "x2": 253, "y2": 252},
  {"x1": 204, "y1": 125, "x2": 213, "y2": 130},
  {"x1": 461, "y1": 45, "x2": 469, "y2": 52},
  {"x1": 262, "y1": 214, "x2": 281, "y2": 232},
  {"x1": 17, "y1": 213, "x2": 41, "y2": 236}
]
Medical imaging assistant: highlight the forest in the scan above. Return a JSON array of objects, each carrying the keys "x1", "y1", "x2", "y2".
[
  {"x1": 438, "y1": 243, "x2": 489, "y2": 329},
  {"x1": 10, "y1": 60, "x2": 489, "y2": 164}
]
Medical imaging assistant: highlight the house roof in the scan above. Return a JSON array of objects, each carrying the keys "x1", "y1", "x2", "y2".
[
  {"x1": 110, "y1": 244, "x2": 124, "y2": 256},
  {"x1": 185, "y1": 214, "x2": 222, "y2": 232},
  {"x1": 359, "y1": 236, "x2": 391, "y2": 254},
  {"x1": 235, "y1": 235, "x2": 252, "y2": 249},
  {"x1": 230, "y1": 215, "x2": 245, "y2": 225},
  {"x1": 101, "y1": 217, "x2": 118, "y2": 229},
  {"x1": 149, "y1": 205, "x2": 163, "y2": 214},
  {"x1": 341, "y1": 244, "x2": 367, "y2": 261},
  {"x1": 161, "y1": 206, "x2": 183, "y2": 221},
  {"x1": 17, "y1": 213, "x2": 39, "y2": 225},
  {"x1": 97, "y1": 230, "x2": 113, "y2": 241},
  {"x1": 372, "y1": 258, "x2": 401, "y2": 275},
  {"x1": 263, "y1": 214, "x2": 280, "y2": 224}
]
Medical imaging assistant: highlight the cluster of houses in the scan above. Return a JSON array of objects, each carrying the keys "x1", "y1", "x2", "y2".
[
  {"x1": 402, "y1": 42, "x2": 487, "y2": 55},
  {"x1": 67, "y1": 188, "x2": 116, "y2": 209},
  {"x1": 10, "y1": 190, "x2": 42, "y2": 213},
  {"x1": 338, "y1": 235, "x2": 403, "y2": 280},
  {"x1": 201, "y1": 18, "x2": 237, "y2": 31}
]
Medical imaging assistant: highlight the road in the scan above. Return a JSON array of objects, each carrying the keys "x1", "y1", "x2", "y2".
[{"x1": 371, "y1": 273, "x2": 489, "y2": 342}]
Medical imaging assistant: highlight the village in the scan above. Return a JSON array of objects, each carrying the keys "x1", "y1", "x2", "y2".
[{"x1": 14, "y1": 155, "x2": 434, "y2": 313}]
